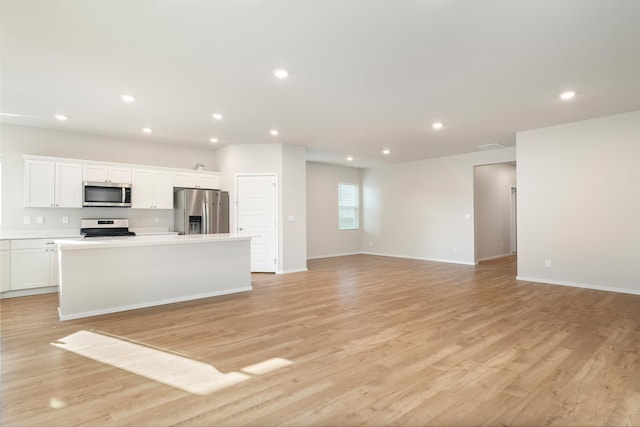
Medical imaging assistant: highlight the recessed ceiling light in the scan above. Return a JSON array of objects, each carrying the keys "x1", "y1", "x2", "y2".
[
  {"x1": 54, "y1": 114, "x2": 68, "y2": 121},
  {"x1": 273, "y1": 68, "x2": 289, "y2": 79},
  {"x1": 142, "y1": 127, "x2": 152, "y2": 133},
  {"x1": 270, "y1": 129, "x2": 279, "y2": 136},
  {"x1": 347, "y1": 156, "x2": 354, "y2": 162},
  {"x1": 121, "y1": 94, "x2": 136, "y2": 103},
  {"x1": 210, "y1": 138, "x2": 219, "y2": 143},
  {"x1": 382, "y1": 149, "x2": 390, "y2": 155},
  {"x1": 560, "y1": 90, "x2": 576, "y2": 100},
  {"x1": 212, "y1": 113, "x2": 223, "y2": 120},
  {"x1": 432, "y1": 122, "x2": 443, "y2": 129}
]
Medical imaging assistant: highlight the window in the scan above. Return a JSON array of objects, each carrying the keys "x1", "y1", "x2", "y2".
[{"x1": 338, "y1": 183, "x2": 359, "y2": 230}]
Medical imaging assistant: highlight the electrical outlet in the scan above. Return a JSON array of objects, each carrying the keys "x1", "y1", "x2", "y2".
[
  {"x1": 545, "y1": 259, "x2": 552, "y2": 267},
  {"x1": 62, "y1": 216, "x2": 69, "y2": 224},
  {"x1": 287, "y1": 215, "x2": 296, "y2": 222},
  {"x1": 453, "y1": 246, "x2": 458, "y2": 253},
  {"x1": 23, "y1": 216, "x2": 31, "y2": 225},
  {"x1": 36, "y1": 216, "x2": 44, "y2": 224},
  {"x1": 154, "y1": 216, "x2": 160, "y2": 224}
]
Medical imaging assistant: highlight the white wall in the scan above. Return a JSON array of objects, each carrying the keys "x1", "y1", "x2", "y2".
[
  {"x1": 306, "y1": 162, "x2": 362, "y2": 259},
  {"x1": 281, "y1": 144, "x2": 307, "y2": 272},
  {"x1": 361, "y1": 147, "x2": 516, "y2": 264},
  {"x1": 0, "y1": 124, "x2": 217, "y2": 231},
  {"x1": 215, "y1": 143, "x2": 307, "y2": 274},
  {"x1": 474, "y1": 163, "x2": 516, "y2": 261},
  {"x1": 517, "y1": 110, "x2": 640, "y2": 294}
]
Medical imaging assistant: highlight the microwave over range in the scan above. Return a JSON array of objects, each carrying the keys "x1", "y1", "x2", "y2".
[{"x1": 82, "y1": 181, "x2": 132, "y2": 207}]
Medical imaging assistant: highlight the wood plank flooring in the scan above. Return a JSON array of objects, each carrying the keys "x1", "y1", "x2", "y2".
[{"x1": 2, "y1": 254, "x2": 640, "y2": 426}]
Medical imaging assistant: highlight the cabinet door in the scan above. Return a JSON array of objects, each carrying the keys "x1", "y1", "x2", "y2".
[
  {"x1": 55, "y1": 162, "x2": 83, "y2": 208},
  {"x1": 49, "y1": 248, "x2": 59, "y2": 287},
  {"x1": 1, "y1": 250, "x2": 10, "y2": 292},
  {"x1": 109, "y1": 167, "x2": 132, "y2": 184},
  {"x1": 173, "y1": 171, "x2": 196, "y2": 188},
  {"x1": 154, "y1": 171, "x2": 174, "y2": 209},
  {"x1": 131, "y1": 169, "x2": 155, "y2": 208},
  {"x1": 83, "y1": 164, "x2": 109, "y2": 182},
  {"x1": 11, "y1": 248, "x2": 50, "y2": 290},
  {"x1": 24, "y1": 160, "x2": 55, "y2": 207},
  {"x1": 196, "y1": 173, "x2": 221, "y2": 190}
]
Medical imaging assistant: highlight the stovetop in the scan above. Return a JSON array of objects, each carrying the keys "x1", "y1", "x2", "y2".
[{"x1": 80, "y1": 218, "x2": 135, "y2": 238}]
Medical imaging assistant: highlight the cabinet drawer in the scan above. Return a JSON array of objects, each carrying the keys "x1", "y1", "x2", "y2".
[{"x1": 10, "y1": 239, "x2": 57, "y2": 250}]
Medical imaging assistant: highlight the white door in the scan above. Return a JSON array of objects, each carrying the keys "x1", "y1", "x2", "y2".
[{"x1": 236, "y1": 175, "x2": 277, "y2": 273}]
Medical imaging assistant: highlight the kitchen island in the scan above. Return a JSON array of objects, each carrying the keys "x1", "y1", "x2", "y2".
[{"x1": 56, "y1": 234, "x2": 253, "y2": 320}]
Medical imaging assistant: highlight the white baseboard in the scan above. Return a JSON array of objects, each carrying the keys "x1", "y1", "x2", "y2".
[
  {"x1": 276, "y1": 268, "x2": 309, "y2": 275},
  {"x1": 361, "y1": 251, "x2": 475, "y2": 266},
  {"x1": 478, "y1": 253, "x2": 513, "y2": 262},
  {"x1": 515, "y1": 276, "x2": 640, "y2": 296},
  {"x1": 1, "y1": 286, "x2": 58, "y2": 299},
  {"x1": 307, "y1": 252, "x2": 361, "y2": 260}
]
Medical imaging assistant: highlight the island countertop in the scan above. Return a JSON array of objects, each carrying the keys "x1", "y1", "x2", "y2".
[{"x1": 55, "y1": 233, "x2": 253, "y2": 250}]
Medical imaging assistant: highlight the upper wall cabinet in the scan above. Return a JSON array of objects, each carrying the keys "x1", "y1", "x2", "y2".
[
  {"x1": 131, "y1": 169, "x2": 173, "y2": 209},
  {"x1": 83, "y1": 164, "x2": 132, "y2": 184},
  {"x1": 173, "y1": 171, "x2": 221, "y2": 189},
  {"x1": 24, "y1": 160, "x2": 82, "y2": 208}
]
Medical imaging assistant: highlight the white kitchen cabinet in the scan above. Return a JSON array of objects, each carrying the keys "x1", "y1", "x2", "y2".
[
  {"x1": 10, "y1": 239, "x2": 57, "y2": 290},
  {"x1": 173, "y1": 171, "x2": 221, "y2": 189},
  {"x1": 83, "y1": 164, "x2": 132, "y2": 184},
  {"x1": 132, "y1": 169, "x2": 173, "y2": 209},
  {"x1": 24, "y1": 160, "x2": 82, "y2": 208},
  {"x1": 1, "y1": 241, "x2": 10, "y2": 292}
]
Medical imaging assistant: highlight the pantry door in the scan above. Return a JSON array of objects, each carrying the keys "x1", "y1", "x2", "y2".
[{"x1": 236, "y1": 174, "x2": 278, "y2": 273}]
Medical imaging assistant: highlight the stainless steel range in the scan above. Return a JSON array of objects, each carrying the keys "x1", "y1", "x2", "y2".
[{"x1": 80, "y1": 218, "x2": 136, "y2": 238}]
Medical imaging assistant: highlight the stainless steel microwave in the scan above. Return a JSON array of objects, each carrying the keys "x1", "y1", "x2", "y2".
[{"x1": 82, "y1": 181, "x2": 132, "y2": 207}]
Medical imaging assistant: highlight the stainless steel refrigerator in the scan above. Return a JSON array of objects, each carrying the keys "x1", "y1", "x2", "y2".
[{"x1": 174, "y1": 189, "x2": 230, "y2": 234}]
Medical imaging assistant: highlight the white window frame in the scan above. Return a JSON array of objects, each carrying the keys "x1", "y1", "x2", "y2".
[{"x1": 338, "y1": 183, "x2": 359, "y2": 230}]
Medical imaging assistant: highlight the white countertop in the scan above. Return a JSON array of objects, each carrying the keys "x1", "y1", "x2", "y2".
[
  {"x1": 56, "y1": 233, "x2": 254, "y2": 250},
  {"x1": 0, "y1": 229, "x2": 83, "y2": 240}
]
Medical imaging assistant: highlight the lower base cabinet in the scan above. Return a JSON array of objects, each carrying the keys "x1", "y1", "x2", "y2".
[
  {"x1": 1, "y1": 241, "x2": 10, "y2": 292},
  {"x1": 10, "y1": 239, "x2": 60, "y2": 290}
]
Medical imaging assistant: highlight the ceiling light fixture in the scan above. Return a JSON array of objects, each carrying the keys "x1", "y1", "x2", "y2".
[
  {"x1": 382, "y1": 149, "x2": 390, "y2": 155},
  {"x1": 273, "y1": 68, "x2": 289, "y2": 79},
  {"x1": 210, "y1": 138, "x2": 219, "y2": 143},
  {"x1": 54, "y1": 114, "x2": 68, "y2": 121},
  {"x1": 347, "y1": 156, "x2": 354, "y2": 162},
  {"x1": 432, "y1": 122, "x2": 443, "y2": 129},
  {"x1": 560, "y1": 90, "x2": 576, "y2": 100},
  {"x1": 212, "y1": 113, "x2": 223, "y2": 120},
  {"x1": 270, "y1": 129, "x2": 279, "y2": 136},
  {"x1": 142, "y1": 127, "x2": 152, "y2": 133},
  {"x1": 121, "y1": 94, "x2": 136, "y2": 103}
]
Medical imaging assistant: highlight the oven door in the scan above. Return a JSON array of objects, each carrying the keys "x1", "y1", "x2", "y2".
[{"x1": 83, "y1": 182, "x2": 132, "y2": 207}]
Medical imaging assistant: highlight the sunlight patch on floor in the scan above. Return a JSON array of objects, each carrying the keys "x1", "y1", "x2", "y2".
[{"x1": 51, "y1": 330, "x2": 292, "y2": 395}]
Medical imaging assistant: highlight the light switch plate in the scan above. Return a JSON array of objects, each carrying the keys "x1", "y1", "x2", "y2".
[
  {"x1": 36, "y1": 216, "x2": 44, "y2": 224},
  {"x1": 62, "y1": 216, "x2": 69, "y2": 224},
  {"x1": 23, "y1": 216, "x2": 31, "y2": 225},
  {"x1": 287, "y1": 215, "x2": 296, "y2": 222}
]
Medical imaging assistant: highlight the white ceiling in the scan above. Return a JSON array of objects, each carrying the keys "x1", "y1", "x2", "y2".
[{"x1": 1, "y1": 1, "x2": 639, "y2": 168}]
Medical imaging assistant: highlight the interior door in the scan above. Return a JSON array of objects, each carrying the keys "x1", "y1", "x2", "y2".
[{"x1": 236, "y1": 175, "x2": 277, "y2": 273}]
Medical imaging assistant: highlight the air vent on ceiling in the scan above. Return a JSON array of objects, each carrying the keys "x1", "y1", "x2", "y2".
[{"x1": 476, "y1": 143, "x2": 505, "y2": 150}]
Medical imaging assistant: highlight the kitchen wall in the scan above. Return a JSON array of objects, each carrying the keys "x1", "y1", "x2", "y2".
[
  {"x1": 0, "y1": 123, "x2": 217, "y2": 231},
  {"x1": 474, "y1": 162, "x2": 517, "y2": 261},
  {"x1": 361, "y1": 147, "x2": 516, "y2": 264},
  {"x1": 215, "y1": 142, "x2": 308, "y2": 273},
  {"x1": 517, "y1": 110, "x2": 640, "y2": 294},
  {"x1": 306, "y1": 162, "x2": 362, "y2": 258}
]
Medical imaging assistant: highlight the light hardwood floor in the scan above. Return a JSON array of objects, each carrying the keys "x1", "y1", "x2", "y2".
[{"x1": 2, "y1": 255, "x2": 640, "y2": 426}]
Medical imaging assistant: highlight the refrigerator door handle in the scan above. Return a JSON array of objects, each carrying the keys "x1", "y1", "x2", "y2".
[{"x1": 203, "y1": 203, "x2": 209, "y2": 234}]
